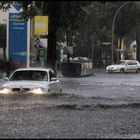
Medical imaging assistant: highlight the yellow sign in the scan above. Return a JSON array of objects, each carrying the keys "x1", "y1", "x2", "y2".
[{"x1": 34, "y1": 16, "x2": 48, "y2": 35}]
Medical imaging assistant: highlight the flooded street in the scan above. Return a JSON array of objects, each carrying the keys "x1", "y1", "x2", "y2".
[
  {"x1": 1, "y1": 70, "x2": 140, "y2": 138},
  {"x1": 1, "y1": 0, "x2": 140, "y2": 139},
  {"x1": 60, "y1": 70, "x2": 140, "y2": 105}
]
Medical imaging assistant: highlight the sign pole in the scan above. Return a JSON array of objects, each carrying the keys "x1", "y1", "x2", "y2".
[{"x1": 27, "y1": 19, "x2": 30, "y2": 67}]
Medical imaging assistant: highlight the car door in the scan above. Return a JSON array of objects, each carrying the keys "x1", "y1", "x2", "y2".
[
  {"x1": 126, "y1": 61, "x2": 137, "y2": 72},
  {"x1": 125, "y1": 61, "x2": 133, "y2": 72},
  {"x1": 131, "y1": 61, "x2": 139, "y2": 72}
]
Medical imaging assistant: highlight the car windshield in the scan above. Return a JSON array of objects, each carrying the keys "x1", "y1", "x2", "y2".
[
  {"x1": 9, "y1": 70, "x2": 48, "y2": 81},
  {"x1": 118, "y1": 61, "x2": 126, "y2": 65}
]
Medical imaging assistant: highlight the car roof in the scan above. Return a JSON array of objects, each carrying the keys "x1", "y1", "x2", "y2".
[{"x1": 14, "y1": 67, "x2": 54, "y2": 72}]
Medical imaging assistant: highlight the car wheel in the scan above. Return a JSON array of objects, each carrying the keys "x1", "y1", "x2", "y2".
[
  {"x1": 120, "y1": 69, "x2": 124, "y2": 73},
  {"x1": 136, "y1": 69, "x2": 140, "y2": 73}
]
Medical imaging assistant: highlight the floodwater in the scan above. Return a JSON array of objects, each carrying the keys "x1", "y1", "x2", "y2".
[
  {"x1": 1, "y1": 70, "x2": 140, "y2": 138},
  {"x1": 1, "y1": 70, "x2": 140, "y2": 111}
]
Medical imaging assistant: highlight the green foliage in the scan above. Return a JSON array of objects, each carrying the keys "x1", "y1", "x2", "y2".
[
  {"x1": 0, "y1": 1, "x2": 11, "y2": 11},
  {"x1": 1, "y1": 1, "x2": 140, "y2": 64},
  {"x1": 71, "y1": 1, "x2": 140, "y2": 58}
]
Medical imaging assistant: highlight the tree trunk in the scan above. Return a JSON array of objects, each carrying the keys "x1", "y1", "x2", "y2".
[
  {"x1": 136, "y1": 33, "x2": 140, "y2": 62},
  {"x1": 117, "y1": 37, "x2": 122, "y2": 63},
  {"x1": 47, "y1": 30, "x2": 57, "y2": 71},
  {"x1": 119, "y1": 37, "x2": 123, "y2": 61},
  {"x1": 47, "y1": 2, "x2": 61, "y2": 71}
]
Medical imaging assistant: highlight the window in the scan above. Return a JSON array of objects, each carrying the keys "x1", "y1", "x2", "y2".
[
  {"x1": 49, "y1": 70, "x2": 56, "y2": 81},
  {"x1": 127, "y1": 61, "x2": 132, "y2": 65},
  {"x1": 10, "y1": 70, "x2": 48, "y2": 81},
  {"x1": 131, "y1": 61, "x2": 138, "y2": 65}
]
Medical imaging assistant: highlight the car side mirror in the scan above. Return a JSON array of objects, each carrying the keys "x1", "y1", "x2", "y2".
[
  {"x1": 3, "y1": 77, "x2": 9, "y2": 81},
  {"x1": 51, "y1": 77, "x2": 57, "y2": 82}
]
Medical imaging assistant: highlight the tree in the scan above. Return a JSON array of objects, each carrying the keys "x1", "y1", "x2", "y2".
[
  {"x1": 72, "y1": 2, "x2": 114, "y2": 60},
  {"x1": 114, "y1": 2, "x2": 140, "y2": 61},
  {"x1": 0, "y1": 1, "x2": 91, "y2": 70},
  {"x1": 2, "y1": 1, "x2": 140, "y2": 66},
  {"x1": 72, "y1": 2, "x2": 140, "y2": 63}
]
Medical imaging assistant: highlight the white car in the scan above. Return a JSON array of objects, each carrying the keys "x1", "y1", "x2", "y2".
[
  {"x1": 106, "y1": 60, "x2": 140, "y2": 73},
  {"x1": 0, "y1": 67, "x2": 62, "y2": 95}
]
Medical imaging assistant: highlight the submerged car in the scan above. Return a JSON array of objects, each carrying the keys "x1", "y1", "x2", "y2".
[
  {"x1": 0, "y1": 67, "x2": 62, "y2": 95},
  {"x1": 106, "y1": 60, "x2": 140, "y2": 73}
]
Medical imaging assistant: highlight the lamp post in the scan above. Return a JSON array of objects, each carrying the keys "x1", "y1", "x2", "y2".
[{"x1": 111, "y1": 1, "x2": 130, "y2": 64}]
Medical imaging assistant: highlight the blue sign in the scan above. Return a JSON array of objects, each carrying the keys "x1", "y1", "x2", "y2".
[
  {"x1": 12, "y1": 3, "x2": 22, "y2": 11},
  {"x1": 9, "y1": 13, "x2": 27, "y2": 63}
]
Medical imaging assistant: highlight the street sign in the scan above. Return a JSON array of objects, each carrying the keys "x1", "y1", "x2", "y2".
[
  {"x1": 12, "y1": 2, "x2": 22, "y2": 11},
  {"x1": 116, "y1": 48, "x2": 124, "y2": 52},
  {"x1": 34, "y1": 16, "x2": 48, "y2": 35},
  {"x1": 9, "y1": 13, "x2": 27, "y2": 64},
  {"x1": 102, "y1": 42, "x2": 111, "y2": 45}
]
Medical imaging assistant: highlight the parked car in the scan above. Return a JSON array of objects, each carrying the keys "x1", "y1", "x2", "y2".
[
  {"x1": 0, "y1": 67, "x2": 62, "y2": 95},
  {"x1": 106, "y1": 60, "x2": 140, "y2": 73}
]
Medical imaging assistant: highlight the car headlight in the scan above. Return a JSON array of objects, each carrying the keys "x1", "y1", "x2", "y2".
[
  {"x1": 0, "y1": 87, "x2": 12, "y2": 94},
  {"x1": 106, "y1": 67, "x2": 110, "y2": 70},
  {"x1": 30, "y1": 87, "x2": 46, "y2": 94}
]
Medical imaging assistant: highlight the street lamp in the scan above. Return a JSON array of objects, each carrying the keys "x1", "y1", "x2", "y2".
[{"x1": 111, "y1": 1, "x2": 130, "y2": 64}]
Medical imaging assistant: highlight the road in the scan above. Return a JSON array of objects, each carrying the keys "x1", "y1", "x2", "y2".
[{"x1": 1, "y1": 69, "x2": 140, "y2": 138}]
